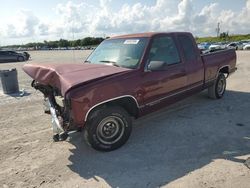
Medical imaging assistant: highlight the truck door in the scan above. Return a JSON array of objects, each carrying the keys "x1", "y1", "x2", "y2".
[
  {"x1": 177, "y1": 34, "x2": 204, "y2": 88},
  {"x1": 141, "y1": 34, "x2": 187, "y2": 106}
]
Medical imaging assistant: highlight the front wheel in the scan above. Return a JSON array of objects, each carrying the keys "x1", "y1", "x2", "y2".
[
  {"x1": 84, "y1": 106, "x2": 132, "y2": 152},
  {"x1": 208, "y1": 73, "x2": 226, "y2": 99}
]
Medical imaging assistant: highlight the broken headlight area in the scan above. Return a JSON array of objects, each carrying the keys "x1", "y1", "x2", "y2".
[{"x1": 32, "y1": 80, "x2": 73, "y2": 141}]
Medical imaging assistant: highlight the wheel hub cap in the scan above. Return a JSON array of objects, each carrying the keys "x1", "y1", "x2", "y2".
[
  {"x1": 102, "y1": 122, "x2": 118, "y2": 137},
  {"x1": 96, "y1": 116, "x2": 125, "y2": 145}
]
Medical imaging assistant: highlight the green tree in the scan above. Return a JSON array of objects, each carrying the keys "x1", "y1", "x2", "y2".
[{"x1": 58, "y1": 39, "x2": 69, "y2": 47}]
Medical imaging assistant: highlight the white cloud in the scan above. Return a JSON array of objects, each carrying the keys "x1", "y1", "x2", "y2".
[
  {"x1": 156, "y1": 0, "x2": 193, "y2": 31},
  {"x1": 192, "y1": 3, "x2": 218, "y2": 35},
  {"x1": 194, "y1": 3, "x2": 218, "y2": 25},
  {"x1": 1, "y1": 0, "x2": 250, "y2": 45},
  {"x1": 37, "y1": 23, "x2": 49, "y2": 36},
  {"x1": 54, "y1": 1, "x2": 86, "y2": 33},
  {"x1": 4, "y1": 10, "x2": 39, "y2": 38},
  {"x1": 231, "y1": 0, "x2": 250, "y2": 34},
  {"x1": 50, "y1": 0, "x2": 250, "y2": 37}
]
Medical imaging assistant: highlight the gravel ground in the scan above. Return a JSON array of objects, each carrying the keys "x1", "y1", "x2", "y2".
[{"x1": 0, "y1": 50, "x2": 249, "y2": 188}]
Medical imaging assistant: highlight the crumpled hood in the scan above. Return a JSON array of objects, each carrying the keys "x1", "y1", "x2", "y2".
[{"x1": 23, "y1": 63, "x2": 130, "y2": 95}]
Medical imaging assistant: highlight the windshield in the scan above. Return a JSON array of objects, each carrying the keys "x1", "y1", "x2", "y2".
[{"x1": 86, "y1": 37, "x2": 149, "y2": 69}]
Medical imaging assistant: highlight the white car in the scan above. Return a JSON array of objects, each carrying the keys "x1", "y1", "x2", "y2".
[
  {"x1": 209, "y1": 44, "x2": 221, "y2": 50},
  {"x1": 240, "y1": 40, "x2": 250, "y2": 45},
  {"x1": 197, "y1": 42, "x2": 211, "y2": 50},
  {"x1": 243, "y1": 43, "x2": 250, "y2": 50},
  {"x1": 227, "y1": 42, "x2": 244, "y2": 50},
  {"x1": 209, "y1": 43, "x2": 226, "y2": 50}
]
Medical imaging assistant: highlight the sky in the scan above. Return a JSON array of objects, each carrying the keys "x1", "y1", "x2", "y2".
[{"x1": 0, "y1": 0, "x2": 249, "y2": 45}]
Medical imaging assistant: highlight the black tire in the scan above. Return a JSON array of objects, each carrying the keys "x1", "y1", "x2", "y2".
[
  {"x1": 84, "y1": 106, "x2": 132, "y2": 152},
  {"x1": 17, "y1": 56, "x2": 24, "y2": 62},
  {"x1": 53, "y1": 134, "x2": 60, "y2": 142},
  {"x1": 208, "y1": 73, "x2": 226, "y2": 99}
]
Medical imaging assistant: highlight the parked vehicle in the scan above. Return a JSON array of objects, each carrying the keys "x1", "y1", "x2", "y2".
[
  {"x1": 227, "y1": 42, "x2": 243, "y2": 50},
  {"x1": 23, "y1": 32, "x2": 237, "y2": 151},
  {"x1": 209, "y1": 43, "x2": 221, "y2": 50},
  {"x1": 240, "y1": 40, "x2": 250, "y2": 46},
  {"x1": 243, "y1": 43, "x2": 250, "y2": 50},
  {"x1": 235, "y1": 42, "x2": 244, "y2": 50},
  {"x1": 197, "y1": 42, "x2": 211, "y2": 50},
  {"x1": 209, "y1": 42, "x2": 227, "y2": 51},
  {"x1": 0, "y1": 50, "x2": 29, "y2": 63}
]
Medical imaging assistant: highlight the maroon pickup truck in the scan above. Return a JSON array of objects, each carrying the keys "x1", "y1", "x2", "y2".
[{"x1": 23, "y1": 32, "x2": 237, "y2": 151}]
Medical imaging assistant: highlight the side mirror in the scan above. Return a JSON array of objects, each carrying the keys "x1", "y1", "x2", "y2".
[{"x1": 146, "y1": 61, "x2": 165, "y2": 71}]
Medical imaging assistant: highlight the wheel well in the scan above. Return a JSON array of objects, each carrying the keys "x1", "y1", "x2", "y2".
[
  {"x1": 219, "y1": 66, "x2": 229, "y2": 74},
  {"x1": 219, "y1": 66, "x2": 229, "y2": 77},
  {"x1": 86, "y1": 97, "x2": 139, "y2": 121}
]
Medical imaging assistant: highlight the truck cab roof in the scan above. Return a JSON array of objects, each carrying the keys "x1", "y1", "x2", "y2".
[{"x1": 109, "y1": 32, "x2": 192, "y2": 39}]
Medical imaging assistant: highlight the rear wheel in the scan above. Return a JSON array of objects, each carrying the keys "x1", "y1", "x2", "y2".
[
  {"x1": 84, "y1": 106, "x2": 132, "y2": 151},
  {"x1": 208, "y1": 73, "x2": 226, "y2": 99},
  {"x1": 17, "y1": 56, "x2": 24, "y2": 62}
]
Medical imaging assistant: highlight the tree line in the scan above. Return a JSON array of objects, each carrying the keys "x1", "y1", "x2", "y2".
[
  {"x1": 196, "y1": 33, "x2": 250, "y2": 43},
  {"x1": 2, "y1": 37, "x2": 106, "y2": 49},
  {"x1": 3, "y1": 33, "x2": 250, "y2": 48}
]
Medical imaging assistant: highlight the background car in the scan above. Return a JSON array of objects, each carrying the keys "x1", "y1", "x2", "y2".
[
  {"x1": 209, "y1": 42, "x2": 228, "y2": 51},
  {"x1": 0, "y1": 50, "x2": 29, "y2": 63},
  {"x1": 209, "y1": 43, "x2": 223, "y2": 50},
  {"x1": 243, "y1": 43, "x2": 250, "y2": 50},
  {"x1": 197, "y1": 42, "x2": 211, "y2": 50},
  {"x1": 227, "y1": 42, "x2": 244, "y2": 50}
]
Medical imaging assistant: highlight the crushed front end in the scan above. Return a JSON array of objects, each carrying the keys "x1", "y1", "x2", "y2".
[{"x1": 32, "y1": 80, "x2": 74, "y2": 141}]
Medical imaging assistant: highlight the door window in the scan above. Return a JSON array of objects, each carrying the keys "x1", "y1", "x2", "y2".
[{"x1": 149, "y1": 36, "x2": 181, "y2": 68}]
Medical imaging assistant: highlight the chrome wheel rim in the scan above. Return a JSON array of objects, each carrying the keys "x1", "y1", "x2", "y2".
[
  {"x1": 96, "y1": 116, "x2": 125, "y2": 145},
  {"x1": 217, "y1": 78, "x2": 226, "y2": 95}
]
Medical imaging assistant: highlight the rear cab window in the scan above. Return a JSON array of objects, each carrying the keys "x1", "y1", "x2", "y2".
[{"x1": 177, "y1": 35, "x2": 198, "y2": 61}]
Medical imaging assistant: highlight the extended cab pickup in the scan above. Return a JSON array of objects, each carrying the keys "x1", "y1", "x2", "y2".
[{"x1": 23, "y1": 32, "x2": 237, "y2": 151}]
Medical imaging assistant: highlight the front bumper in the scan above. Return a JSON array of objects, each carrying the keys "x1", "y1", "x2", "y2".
[{"x1": 44, "y1": 97, "x2": 64, "y2": 134}]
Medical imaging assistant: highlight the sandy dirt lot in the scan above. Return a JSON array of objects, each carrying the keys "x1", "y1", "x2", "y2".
[{"x1": 0, "y1": 50, "x2": 249, "y2": 188}]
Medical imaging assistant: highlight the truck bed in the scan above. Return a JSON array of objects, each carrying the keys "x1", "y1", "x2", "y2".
[{"x1": 201, "y1": 49, "x2": 237, "y2": 83}]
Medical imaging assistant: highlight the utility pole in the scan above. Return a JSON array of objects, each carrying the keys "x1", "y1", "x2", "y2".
[{"x1": 216, "y1": 22, "x2": 220, "y2": 37}]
